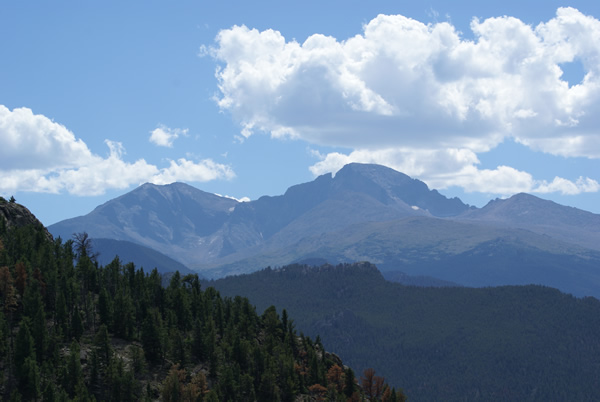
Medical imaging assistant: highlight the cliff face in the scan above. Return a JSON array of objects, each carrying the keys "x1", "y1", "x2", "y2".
[{"x1": 0, "y1": 199, "x2": 53, "y2": 241}]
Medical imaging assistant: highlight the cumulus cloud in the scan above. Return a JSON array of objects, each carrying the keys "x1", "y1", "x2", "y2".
[
  {"x1": 215, "y1": 8, "x2": 600, "y2": 154},
  {"x1": 149, "y1": 124, "x2": 188, "y2": 147},
  {"x1": 209, "y1": 7, "x2": 600, "y2": 196},
  {"x1": 0, "y1": 106, "x2": 234, "y2": 195},
  {"x1": 309, "y1": 147, "x2": 599, "y2": 196},
  {"x1": 0, "y1": 105, "x2": 93, "y2": 169}
]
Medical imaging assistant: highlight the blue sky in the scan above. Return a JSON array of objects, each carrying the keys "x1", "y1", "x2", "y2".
[{"x1": 2, "y1": 1, "x2": 600, "y2": 225}]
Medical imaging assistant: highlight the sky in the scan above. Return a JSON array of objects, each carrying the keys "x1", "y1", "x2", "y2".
[{"x1": 2, "y1": 1, "x2": 600, "y2": 226}]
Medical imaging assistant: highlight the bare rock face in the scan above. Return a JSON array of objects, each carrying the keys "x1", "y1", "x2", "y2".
[{"x1": 0, "y1": 199, "x2": 53, "y2": 242}]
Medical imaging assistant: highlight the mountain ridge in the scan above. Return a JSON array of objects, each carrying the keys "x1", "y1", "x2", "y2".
[
  {"x1": 48, "y1": 163, "x2": 600, "y2": 297},
  {"x1": 205, "y1": 261, "x2": 600, "y2": 400}
]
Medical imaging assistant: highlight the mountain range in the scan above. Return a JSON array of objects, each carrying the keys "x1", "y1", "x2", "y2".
[{"x1": 49, "y1": 163, "x2": 600, "y2": 298}]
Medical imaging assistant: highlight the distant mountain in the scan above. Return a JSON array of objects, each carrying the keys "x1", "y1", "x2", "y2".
[
  {"x1": 48, "y1": 163, "x2": 600, "y2": 297},
  {"x1": 206, "y1": 262, "x2": 600, "y2": 401},
  {"x1": 382, "y1": 270, "x2": 461, "y2": 287},
  {"x1": 49, "y1": 182, "x2": 240, "y2": 264},
  {"x1": 91, "y1": 238, "x2": 195, "y2": 276},
  {"x1": 49, "y1": 163, "x2": 470, "y2": 267},
  {"x1": 206, "y1": 215, "x2": 600, "y2": 297},
  {"x1": 459, "y1": 193, "x2": 600, "y2": 251}
]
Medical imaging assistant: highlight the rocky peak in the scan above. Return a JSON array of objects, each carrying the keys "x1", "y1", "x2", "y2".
[{"x1": 0, "y1": 198, "x2": 53, "y2": 241}]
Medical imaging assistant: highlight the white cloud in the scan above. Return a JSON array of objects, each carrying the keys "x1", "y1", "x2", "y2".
[
  {"x1": 533, "y1": 176, "x2": 600, "y2": 195},
  {"x1": 210, "y1": 8, "x2": 600, "y2": 155},
  {"x1": 150, "y1": 158, "x2": 235, "y2": 185},
  {"x1": 209, "y1": 7, "x2": 600, "y2": 197},
  {"x1": 0, "y1": 105, "x2": 93, "y2": 169},
  {"x1": 308, "y1": 147, "x2": 599, "y2": 196},
  {"x1": 149, "y1": 124, "x2": 188, "y2": 147},
  {"x1": 0, "y1": 106, "x2": 235, "y2": 195},
  {"x1": 214, "y1": 193, "x2": 251, "y2": 202}
]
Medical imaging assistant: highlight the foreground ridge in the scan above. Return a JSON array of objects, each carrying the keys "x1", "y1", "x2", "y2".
[{"x1": 0, "y1": 202, "x2": 405, "y2": 400}]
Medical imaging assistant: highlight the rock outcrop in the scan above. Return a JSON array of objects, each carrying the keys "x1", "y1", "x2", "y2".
[{"x1": 0, "y1": 198, "x2": 53, "y2": 241}]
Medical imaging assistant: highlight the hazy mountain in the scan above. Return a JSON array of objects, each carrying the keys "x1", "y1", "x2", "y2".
[
  {"x1": 49, "y1": 182, "x2": 241, "y2": 264},
  {"x1": 48, "y1": 163, "x2": 600, "y2": 297},
  {"x1": 459, "y1": 192, "x2": 600, "y2": 251},
  {"x1": 91, "y1": 238, "x2": 195, "y2": 276},
  {"x1": 49, "y1": 163, "x2": 470, "y2": 267},
  {"x1": 205, "y1": 215, "x2": 600, "y2": 297}
]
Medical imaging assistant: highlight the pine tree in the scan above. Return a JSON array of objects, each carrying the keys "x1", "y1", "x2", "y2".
[
  {"x1": 65, "y1": 341, "x2": 83, "y2": 397},
  {"x1": 70, "y1": 308, "x2": 84, "y2": 340},
  {"x1": 19, "y1": 357, "x2": 41, "y2": 400},
  {"x1": 14, "y1": 318, "x2": 35, "y2": 383},
  {"x1": 141, "y1": 308, "x2": 164, "y2": 364},
  {"x1": 98, "y1": 287, "x2": 112, "y2": 327}
]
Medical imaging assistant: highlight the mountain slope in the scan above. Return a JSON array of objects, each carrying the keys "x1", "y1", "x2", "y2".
[
  {"x1": 202, "y1": 214, "x2": 600, "y2": 298},
  {"x1": 91, "y1": 238, "x2": 195, "y2": 275},
  {"x1": 49, "y1": 163, "x2": 470, "y2": 268},
  {"x1": 206, "y1": 262, "x2": 600, "y2": 401},
  {"x1": 49, "y1": 182, "x2": 241, "y2": 263},
  {"x1": 1, "y1": 208, "x2": 385, "y2": 401},
  {"x1": 459, "y1": 193, "x2": 600, "y2": 251},
  {"x1": 47, "y1": 163, "x2": 600, "y2": 297}
]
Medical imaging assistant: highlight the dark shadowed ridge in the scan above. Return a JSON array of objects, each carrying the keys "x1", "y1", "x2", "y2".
[{"x1": 207, "y1": 261, "x2": 600, "y2": 401}]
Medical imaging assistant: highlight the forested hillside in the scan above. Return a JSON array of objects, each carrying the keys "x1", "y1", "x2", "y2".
[
  {"x1": 0, "y1": 200, "x2": 403, "y2": 401},
  {"x1": 208, "y1": 262, "x2": 600, "y2": 401}
]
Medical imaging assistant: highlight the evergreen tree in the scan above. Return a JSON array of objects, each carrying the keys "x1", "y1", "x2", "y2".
[
  {"x1": 65, "y1": 341, "x2": 83, "y2": 397},
  {"x1": 141, "y1": 308, "x2": 164, "y2": 364},
  {"x1": 19, "y1": 357, "x2": 41, "y2": 400},
  {"x1": 70, "y1": 308, "x2": 84, "y2": 340},
  {"x1": 14, "y1": 318, "x2": 35, "y2": 383},
  {"x1": 98, "y1": 287, "x2": 112, "y2": 327}
]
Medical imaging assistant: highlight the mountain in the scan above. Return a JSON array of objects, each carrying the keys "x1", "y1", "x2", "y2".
[
  {"x1": 459, "y1": 192, "x2": 600, "y2": 251},
  {"x1": 91, "y1": 238, "x2": 195, "y2": 276},
  {"x1": 48, "y1": 163, "x2": 600, "y2": 297},
  {"x1": 204, "y1": 215, "x2": 600, "y2": 297},
  {"x1": 49, "y1": 182, "x2": 240, "y2": 264},
  {"x1": 206, "y1": 262, "x2": 600, "y2": 401},
  {"x1": 49, "y1": 163, "x2": 470, "y2": 268}
]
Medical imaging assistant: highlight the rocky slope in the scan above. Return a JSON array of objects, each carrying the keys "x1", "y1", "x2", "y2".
[{"x1": 0, "y1": 197, "x2": 53, "y2": 241}]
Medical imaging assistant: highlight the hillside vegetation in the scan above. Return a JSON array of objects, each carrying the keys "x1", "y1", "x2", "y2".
[
  {"x1": 208, "y1": 262, "x2": 600, "y2": 401},
  {"x1": 0, "y1": 201, "x2": 403, "y2": 401}
]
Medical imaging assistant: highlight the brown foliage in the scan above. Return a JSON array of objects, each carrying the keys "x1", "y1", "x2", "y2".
[
  {"x1": 362, "y1": 367, "x2": 375, "y2": 398},
  {"x1": 362, "y1": 368, "x2": 386, "y2": 399},
  {"x1": 326, "y1": 364, "x2": 344, "y2": 393},
  {"x1": 161, "y1": 364, "x2": 207, "y2": 402},
  {"x1": 308, "y1": 383, "x2": 328, "y2": 400}
]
